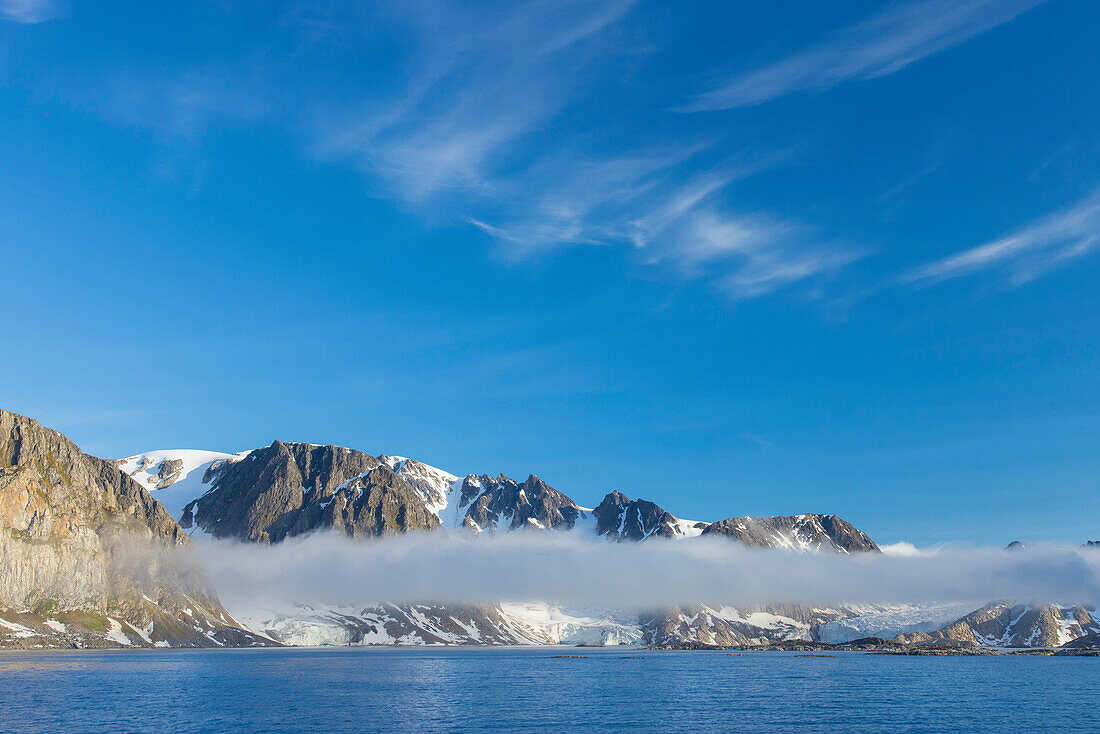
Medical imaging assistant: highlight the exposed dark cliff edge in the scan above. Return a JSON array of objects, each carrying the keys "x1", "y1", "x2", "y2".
[
  {"x1": 0, "y1": 410, "x2": 271, "y2": 649},
  {"x1": 594, "y1": 491, "x2": 691, "y2": 541},
  {"x1": 456, "y1": 473, "x2": 582, "y2": 533},
  {"x1": 181, "y1": 441, "x2": 439, "y2": 542}
]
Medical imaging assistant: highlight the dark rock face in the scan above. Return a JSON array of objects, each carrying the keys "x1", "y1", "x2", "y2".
[
  {"x1": 154, "y1": 458, "x2": 184, "y2": 489},
  {"x1": 182, "y1": 441, "x2": 440, "y2": 543},
  {"x1": 0, "y1": 409, "x2": 266, "y2": 648},
  {"x1": 1005, "y1": 540, "x2": 1029, "y2": 550},
  {"x1": 457, "y1": 474, "x2": 581, "y2": 533},
  {"x1": 593, "y1": 491, "x2": 682, "y2": 541},
  {"x1": 1086, "y1": 541, "x2": 1099, "y2": 548},
  {"x1": 1060, "y1": 626, "x2": 1100, "y2": 649},
  {"x1": 701, "y1": 513, "x2": 879, "y2": 553}
]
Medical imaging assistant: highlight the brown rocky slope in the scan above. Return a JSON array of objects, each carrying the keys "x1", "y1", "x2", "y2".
[{"x1": 0, "y1": 409, "x2": 270, "y2": 648}]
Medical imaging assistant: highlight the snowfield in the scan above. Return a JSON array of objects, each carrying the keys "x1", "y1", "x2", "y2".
[
  {"x1": 815, "y1": 603, "x2": 976, "y2": 643},
  {"x1": 119, "y1": 449, "x2": 251, "y2": 528}
]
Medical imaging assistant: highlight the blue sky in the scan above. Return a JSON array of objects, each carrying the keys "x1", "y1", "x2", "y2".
[{"x1": 2, "y1": 0, "x2": 1098, "y2": 545}]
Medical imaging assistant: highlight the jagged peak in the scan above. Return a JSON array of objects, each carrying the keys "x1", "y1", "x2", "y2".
[
  {"x1": 598, "y1": 490, "x2": 630, "y2": 506},
  {"x1": 106, "y1": 435, "x2": 878, "y2": 550},
  {"x1": 702, "y1": 513, "x2": 878, "y2": 553}
]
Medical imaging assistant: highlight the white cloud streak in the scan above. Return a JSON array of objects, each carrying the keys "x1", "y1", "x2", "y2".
[
  {"x1": 643, "y1": 207, "x2": 857, "y2": 299},
  {"x1": 305, "y1": 2, "x2": 854, "y2": 299},
  {"x1": 904, "y1": 189, "x2": 1100, "y2": 286},
  {"x1": 682, "y1": 0, "x2": 1047, "y2": 111},
  {"x1": 8, "y1": 0, "x2": 859, "y2": 300},
  {"x1": 313, "y1": 0, "x2": 637, "y2": 202},
  {"x1": 194, "y1": 532, "x2": 1100, "y2": 611},
  {"x1": 465, "y1": 152, "x2": 857, "y2": 299},
  {"x1": 0, "y1": 0, "x2": 62, "y2": 23}
]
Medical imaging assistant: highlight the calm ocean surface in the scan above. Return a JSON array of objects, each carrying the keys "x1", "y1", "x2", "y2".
[{"x1": 0, "y1": 647, "x2": 1096, "y2": 733}]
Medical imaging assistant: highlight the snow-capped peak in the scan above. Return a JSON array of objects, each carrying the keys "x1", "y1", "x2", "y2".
[
  {"x1": 117, "y1": 449, "x2": 251, "y2": 526},
  {"x1": 379, "y1": 455, "x2": 464, "y2": 526}
]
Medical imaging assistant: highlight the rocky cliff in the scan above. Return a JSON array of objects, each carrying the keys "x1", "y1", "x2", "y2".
[
  {"x1": 593, "y1": 491, "x2": 699, "y2": 541},
  {"x1": 455, "y1": 473, "x2": 582, "y2": 533},
  {"x1": 180, "y1": 441, "x2": 440, "y2": 542},
  {"x1": 641, "y1": 604, "x2": 851, "y2": 647},
  {"x1": 895, "y1": 601, "x2": 1099, "y2": 648},
  {"x1": 381, "y1": 456, "x2": 459, "y2": 514},
  {"x1": 0, "y1": 410, "x2": 268, "y2": 649},
  {"x1": 132, "y1": 447, "x2": 882, "y2": 556},
  {"x1": 701, "y1": 513, "x2": 880, "y2": 553}
]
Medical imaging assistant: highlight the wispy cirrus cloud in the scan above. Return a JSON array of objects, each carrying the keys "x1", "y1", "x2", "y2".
[
  {"x1": 621, "y1": 158, "x2": 856, "y2": 298},
  {"x1": 466, "y1": 153, "x2": 857, "y2": 299},
  {"x1": 467, "y1": 147, "x2": 725, "y2": 254},
  {"x1": 6, "y1": 0, "x2": 861, "y2": 301},
  {"x1": 664, "y1": 210, "x2": 857, "y2": 299},
  {"x1": 0, "y1": 0, "x2": 63, "y2": 23},
  {"x1": 313, "y1": 0, "x2": 637, "y2": 203},
  {"x1": 682, "y1": 0, "x2": 1047, "y2": 111},
  {"x1": 903, "y1": 189, "x2": 1100, "y2": 286},
  {"x1": 306, "y1": 1, "x2": 852, "y2": 299}
]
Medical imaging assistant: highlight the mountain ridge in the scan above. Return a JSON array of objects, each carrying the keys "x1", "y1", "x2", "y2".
[
  {"x1": 5, "y1": 415, "x2": 1094, "y2": 652},
  {"x1": 121, "y1": 443, "x2": 879, "y2": 553}
]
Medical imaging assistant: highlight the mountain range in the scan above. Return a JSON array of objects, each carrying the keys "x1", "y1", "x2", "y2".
[{"x1": 1, "y1": 409, "x2": 1095, "y2": 651}]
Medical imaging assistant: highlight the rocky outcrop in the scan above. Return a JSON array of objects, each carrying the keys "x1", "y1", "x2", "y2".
[
  {"x1": 1060, "y1": 625, "x2": 1100, "y2": 649},
  {"x1": 455, "y1": 473, "x2": 582, "y2": 533},
  {"x1": 701, "y1": 513, "x2": 879, "y2": 553},
  {"x1": 128, "y1": 448, "x2": 883, "y2": 552},
  {"x1": 593, "y1": 491, "x2": 684, "y2": 541},
  {"x1": 0, "y1": 409, "x2": 267, "y2": 648},
  {"x1": 181, "y1": 441, "x2": 440, "y2": 542},
  {"x1": 153, "y1": 458, "x2": 184, "y2": 489},
  {"x1": 381, "y1": 456, "x2": 458, "y2": 512},
  {"x1": 249, "y1": 602, "x2": 552, "y2": 646},
  {"x1": 643, "y1": 606, "x2": 771, "y2": 647},
  {"x1": 895, "y1": 602, "x2": 1099, "y2": 648},
  {"x1": 641, "y1": 604, "x2": 850, "y2": 647}
]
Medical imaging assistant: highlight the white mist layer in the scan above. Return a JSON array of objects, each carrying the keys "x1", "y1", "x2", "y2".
[{"x1": 193, "y1": 533, "x2": 1100, "y2": 612}]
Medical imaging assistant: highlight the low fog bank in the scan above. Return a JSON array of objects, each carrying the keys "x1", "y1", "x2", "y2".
[{"x1": 191, "y1": 532, "x2": 1100, "y2": 612}]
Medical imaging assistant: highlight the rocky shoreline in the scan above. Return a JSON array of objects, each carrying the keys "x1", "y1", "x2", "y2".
[
  {"x1": 649, "y1": 637, "x2": 1100, "y2": 656},
  {"x1": 0, "y1": 609, "x2": 276, "y2": 650}
]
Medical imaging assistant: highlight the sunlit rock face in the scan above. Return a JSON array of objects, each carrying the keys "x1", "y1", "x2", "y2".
[
  {"x1": 896, "y1": 602, "x2": 1100, "y2": 648},
  {"x1": 181, "y1": 441, "x2": 440, "y2": 543},
  {"x1": 0, "y1": 409, "x2": 269, "y2": 649},
  {"x1": 701, "y1": 514, "x2": 880, "y2": 553},
  {"x1": 455, "y1": 473, "x2": 583, "y2": 533}
]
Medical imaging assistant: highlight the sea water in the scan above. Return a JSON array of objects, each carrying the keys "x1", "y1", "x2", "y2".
[{"x1": 0, "y1": 647, "x2": 1096, "y2": 732}]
